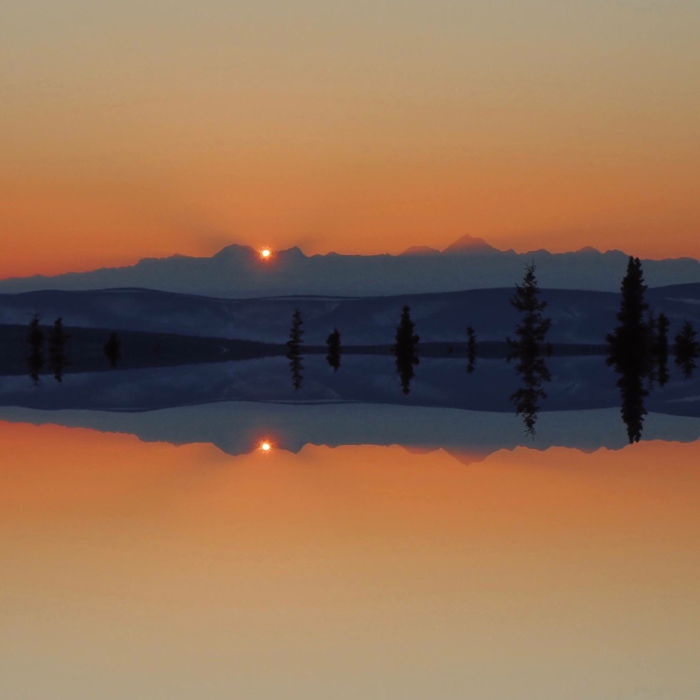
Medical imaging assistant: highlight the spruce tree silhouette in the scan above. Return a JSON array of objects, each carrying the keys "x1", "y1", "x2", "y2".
[
  {"x1": 606, "y1": 257, "x2": 652, "y2": 442},
  {"x1": 26, "y1": 313, "x2": 44, "y2": 386},
  {"x1": 674, "y1": 321, "x2": 700, "y2": 378},
  {"x1": 466, "y1": 326, "x2": 477, "y2": 374},
  {"x1": 507, "y1": 264, "x2": 551, "y2": 436},
  {"x1": 391, "y1": 305, "x2": 419, "y2": 394},
  {"x1": 48, "y1": 317, "x2": 70, "y2": 382},
  {"x1": 104, "y1": 332, "x2": 123, "y2": 368},
  {"x1": 326, "y1": 328, "x2": 341, "y2": 371},
  {"x1": 607, "y1": 257, "x2": 651, "y2": 369},
  {"x1": 286, "y1": 309, "x2": 304, "y2": 391}
]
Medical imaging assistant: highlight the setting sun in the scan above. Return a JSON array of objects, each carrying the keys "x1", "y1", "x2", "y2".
[
  {"x1": 260, "y1": 248, "x2": 271, "y2": 260},
  {"x1": 260, "y1": 441, "x2": 272, "y2": 452}
]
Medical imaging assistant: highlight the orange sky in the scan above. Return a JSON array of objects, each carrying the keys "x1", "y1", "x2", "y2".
[{"x1": 2, "y1": 1, "x2": 699, "y2": 278}]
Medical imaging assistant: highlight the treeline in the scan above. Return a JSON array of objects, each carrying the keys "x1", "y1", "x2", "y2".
[
  {"x1": 24, "y1": 315, "x2": 123, "y2": 383},
  {"x1": 11, "y1": 257, "x2": 700, "y2": 432},
  {"x1": 281, "y1": 256, "x2": 698, "y2": 391},
  {"x1": 278, "y1": 257, "x2": 699, "y2": 441}
]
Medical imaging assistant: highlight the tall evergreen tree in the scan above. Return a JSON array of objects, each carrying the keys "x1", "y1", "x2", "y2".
[
  {"x1": 391, "y1": 306, "x2": 419, "y2": 394},
  {"x1": 607, "y1": 256, "x2": 650, "y2": 365},
  {"x1": 508, "y1": 263, "x2": 552, "y2": 358},
  {"x1": 326, "y1": 328, "x2": 341, "y2": 372},
  {"x1": 606, "y1": 257, "x2": 653, "y2": 442},
  {"x1": 286, "y1": 309, "x2": 304, "y2": 390},
  {"x1": 26, "y1": 313, "x2": 44, "y2": 385},
  {"x1": 48, "y1": 317, "x2": 70, "y2": 381},
  {"x1": 392, "y1": 306, "x2": 419, "y2": 361},
  {"x1": 104, "y1": 332, "x2": 123, "y2": 368},
  {"x1": 507, "y1": 264, "x2": 552, "y2": 435},
  {"x1": 287, "y1": 309, "x2": 303, "y2": 358},
  {"x1": 466, "y1": 326, "x2": 477, "y2": 374},
  {"x1": 27, "y1": 313, "x2": 43, "y2": 354}
]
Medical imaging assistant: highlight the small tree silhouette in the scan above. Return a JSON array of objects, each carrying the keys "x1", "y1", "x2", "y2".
[
  {"x1": 674, "y1": 321, "x2": 700, "y2": 378},
  {"x1": 26, "y1": 313, "x2": 44, "y2": 385},
  {"x1": 326, "y1": 328, "x2": 342, "y2": 371},
  {"x1": 286, "y1": 309, "x2": 304, "y2": 390},
  {"x1": 391, "y1": 305, "x2": 419, "y2": 394},
  {"x1": 466, "y1": 326, "x2": 477, "y2": 373},
  {"x1": 48, "y1": 317, "x2": 70, "y2": 381},
  {"x1": 507, "y1": 264, "x2": 552, "y2": 436},
  {"x1": 104, "y1": 332, "x2": 123, "y2": 368}
]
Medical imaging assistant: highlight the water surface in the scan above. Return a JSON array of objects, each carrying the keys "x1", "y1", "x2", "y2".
[{"x1": 2, "y1": 411, "x2": 699, "y2": 699}]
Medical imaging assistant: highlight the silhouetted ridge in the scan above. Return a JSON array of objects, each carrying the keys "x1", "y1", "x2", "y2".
[
  {"x1": 401, "y1": 245, "x2": 441, "y2": 256},
  {"x1": 442, "y1": 234, "x2": 500, "y2": 254}
]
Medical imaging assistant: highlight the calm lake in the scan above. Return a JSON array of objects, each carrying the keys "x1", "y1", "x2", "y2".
[{"x1": 2, "y1": 356, "x2": 700, "y2": 698}]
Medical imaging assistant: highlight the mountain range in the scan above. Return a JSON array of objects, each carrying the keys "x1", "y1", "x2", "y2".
[
  {"x1": 2, "y1": 283, "x2": 700, "y2": 345},
  {"x1": 2, "y1": 235, "x2": 700, "y2": 297}
]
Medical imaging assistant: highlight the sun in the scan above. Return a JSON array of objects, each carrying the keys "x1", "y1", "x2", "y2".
[
  {"x1": 260, "y1": 248, "x2": 271, "y2": 260},
  {"x1": 260, "y1": 441, "x2": 272, "y2": 452}
]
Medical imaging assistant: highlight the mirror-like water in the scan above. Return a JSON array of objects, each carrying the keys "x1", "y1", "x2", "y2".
[{"x1": 2, "y1": 406, "x2": 700, "y2": 699}]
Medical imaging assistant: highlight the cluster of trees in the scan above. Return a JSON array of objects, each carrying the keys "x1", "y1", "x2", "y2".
[
  {"x1": 607, "y1": 257, "x2": 700, "y2": 382},
  {"x1": 283, "y1": 304, "x2": 469, "y2": 394},
  {"x1": 284, "y1": 311, "x2": 342, "y2": 391},
  {"x1": 23, "y1": 316, "x2": 123, "y2": 384},
  {"x1": 289, "y1": 257, "x2": 698, "y2": 439},
  {"x1": 19, "y1": 258, "x2": 700, "y2": 435},
  {"x1": 607, "y1": 256, "x2": 700, "y2": 442},
  {"x1": 27, "y1": 315, "x2": 70, "y2": 383}
]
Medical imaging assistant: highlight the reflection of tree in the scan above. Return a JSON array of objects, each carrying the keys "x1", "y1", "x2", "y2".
[
  {"x1": 286, "y1": 309, "x2": 304, "y2": 391},
  {"x1": 616, "y1": 368, "x2": 648, "y2": 444},
  {"x1": 467, "y1": 326, "x2": 477, "y2": 374},
  {"x1": 391, "y1": 306, "x2": 419, "y2": 395},
  {"x1": 26, "y1": 313, "x2": 44, "y2": 386},
  {"x1": 48, "y1": 317, "x2": 70, "y2": 382},
  {"x1": 289, "y1": 354, "x2": 303, "y2": 391},
  {"x1": 104, "y1": 332, "x2": 123, "y2": 368},
  {"x1": 675, "y1": 321, "x2": 700, "y2": 379},
  {"x1": 607, "y1": 257, "x2": 652, "y2": 443},
  {"x1": 509, "y1": 357, "x2": 551, "y2": 437},
  {"x1": 326, "y1": 328, "x2": 341, "y2": 372},
  {"x1": 507, "y1": 264, "x2": 551, "y2": 436}
]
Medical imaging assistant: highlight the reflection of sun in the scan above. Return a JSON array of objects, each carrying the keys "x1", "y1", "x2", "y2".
[
  {"x1": 260, "y1": 441, "x2": 272, "y2": 452},
  {"x1": 260, "y1": 248, "x2": 271, "y2": 260}
]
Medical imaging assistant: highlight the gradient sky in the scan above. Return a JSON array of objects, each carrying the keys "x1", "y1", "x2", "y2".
[{"x1": 2, "y1": 0, "x2": 699, "y2": 277}]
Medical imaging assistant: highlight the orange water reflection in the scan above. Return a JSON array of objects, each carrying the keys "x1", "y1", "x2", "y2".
[{"x1": 1, "y1": 421, "x2": 699, "y2": 698}]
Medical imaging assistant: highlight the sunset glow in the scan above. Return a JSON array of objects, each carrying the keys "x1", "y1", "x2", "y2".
[
  {"x1": 260, "y1": 249, "x2": 271, "y2": 260},
  {"x1": 1, "y1": 0, "x2": 699, "y2": 279},
  {"x1": 260, "y1": 441, "x2": 272, "y2": 452}
]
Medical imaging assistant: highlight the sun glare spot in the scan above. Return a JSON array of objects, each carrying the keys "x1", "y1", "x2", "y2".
[
  {"x1": 260, "y1": 441, "x2": 272, "y2": 452},
  {"x1": 260, "y1": 248, "x2": 271, "y2": 260}
]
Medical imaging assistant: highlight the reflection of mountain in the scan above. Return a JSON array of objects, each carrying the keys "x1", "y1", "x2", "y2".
[
  {"x1": 2, "y1": 403, "x2": 700, "y2": 459},
  {"x1": 2, "y1": 240, "x2": 700, "y2": 297},
  {"x1": 3, "y1": 350, "x2": 700, "y2": 453},
  {"x1": 1, "y1": 355, "x2": 700, "y2": 415},
  {"x1": 3, "y1": 284, "x2": 700, "y2": 345}
]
